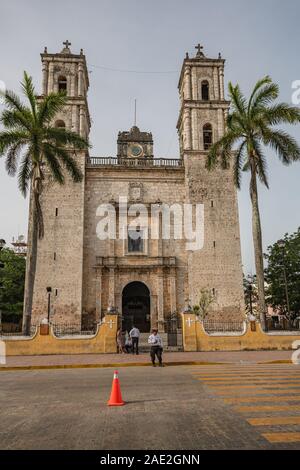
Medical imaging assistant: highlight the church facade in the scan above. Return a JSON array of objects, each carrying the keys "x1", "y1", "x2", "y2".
[{"x1": 27, "y1": 42, "x2": 245, "y2": 334}]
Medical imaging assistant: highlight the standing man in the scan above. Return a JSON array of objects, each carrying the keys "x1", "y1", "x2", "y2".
[
  {"x1": 148, "y1": 329, "x2": 163, "y2": 367},
  {"x1": 129, "y1": 325, "x2": 140, "y2": 355}
]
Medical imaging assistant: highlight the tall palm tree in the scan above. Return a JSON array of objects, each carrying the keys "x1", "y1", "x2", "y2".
[
  {"x1": 0, "y1": 72, "x2": 89, "y2": 334},
  {"x1": 206, "y1": 76, "x2": 300, "y2": 330}
]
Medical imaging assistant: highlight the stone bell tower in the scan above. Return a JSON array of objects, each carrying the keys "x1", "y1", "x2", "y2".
[
  {"x1": 41, "y1": 40, "x2": 90, "y2": 137},
  {"x1": 177, "y1": 44, "x2": 245, "y2": 320},
  {"x1": 28, "y1": 41, "x2": 90, "y2": 327}
]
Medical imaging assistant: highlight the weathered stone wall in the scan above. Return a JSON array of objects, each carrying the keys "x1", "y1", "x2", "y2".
[
  {"x1": 184, "y1": 153, "x2": 245, "y2": 320},
  {"x1": 30, "y1": 157, "x2": 86, "y2": 326}
]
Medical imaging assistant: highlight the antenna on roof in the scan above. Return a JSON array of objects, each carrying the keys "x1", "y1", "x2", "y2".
[{"x1": 134, "y1": 99, "x2": 137, "y2": 126}]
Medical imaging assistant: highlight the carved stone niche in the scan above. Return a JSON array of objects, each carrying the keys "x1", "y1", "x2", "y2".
[{"x1": 129, "y1": 182, "x2": 143, "y2": 202}]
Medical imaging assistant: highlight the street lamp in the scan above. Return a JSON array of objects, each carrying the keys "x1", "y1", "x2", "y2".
[
  {"x1": 46, "y1": 287, "x2": 52, "y2": 323},
  {"x1": 278, "y1": 239, "x2": 291, "y2": 319},
  {"x1": 248, "y1": 281, "x2": 254, "y2": 317}
]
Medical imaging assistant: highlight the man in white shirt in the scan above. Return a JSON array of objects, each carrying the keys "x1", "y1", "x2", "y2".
[
  {"x1": 148, "y1": 328, "x2": 163, "y2": 367},
  {"x1": 129, "y1": 325, "x2": 140, "y2": 355}
]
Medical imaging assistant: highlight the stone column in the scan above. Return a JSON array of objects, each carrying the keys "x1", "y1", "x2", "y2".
[
  {"x1": 95, "y1": 267, "x2": 103, "y2": 322},
  {"x1": 183, "y1": 108, "x2": 192, "y2": 151},
  {"x1": 191, "y1": 66, "x2": 197, "y2": 100},
  {"x1": 70, "y1": 65, "x2": 76, "y2": 97},
  {"x1": 184, "y1": 66, "x2": 191, "y2": 100},
  {"x1": 213, "y1": 67, "x2": 219, "y2": 100},
  {"x1": 79, "y1": 105, "x2": 85, "y2": 137},
  {"x1": 219, "y1": 67, "x2": 225, "y2": 100},
  {"x1": 169, "y1": 267, "x2": 177, "y2": 314},
  {"x1": 42, "y1": 61, "x2": 48, "y2": 96},
  {"x1": 78, "y1": 63, "x2": 84, "y2": 96},
  {"x1": 158, "y1": 210, "x2": 162, "y2": 256},
  {"x1": 72, "y1": 104, "x2": 79, "y2": 134},
  {"x1": 48, "y1": 62, "x2": 55, "y2": 94},
  {"x1": 157, "y1": 268, "x2": 165, "y2": 332},
  {"x1": 191, "y1": 108, "x2": 198, "y2": 150},
  {"x1": 108, "y1": 267, "x2": 115, "y2": 309},
  {"x1": 217, "y1": 109, "x2": 225, "y2": 140}
]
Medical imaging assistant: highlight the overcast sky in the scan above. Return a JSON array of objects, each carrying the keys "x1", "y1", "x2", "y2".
[{"x1": 1, "y1": 0, "x2": 300, "y2": 273}]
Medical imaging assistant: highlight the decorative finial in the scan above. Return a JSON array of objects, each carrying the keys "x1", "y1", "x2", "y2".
[
  {"x1": 80, "y1": 48, "x2": 83, "y2": 55},
  {"x1": 134, "y1": 99, "x2": 137, "y2": 127},
  {"x1": 195, "y1": 43, "x2": 205, "y2": 58},
  {"x1": 44, "y1": 46, "x2": 48, "y2": 54},
  {"x1": 185, "y1": 52, "x2": 189, "y2": 59},
  {"x1": 218, "y1": 52, "x2": 222, "y2": 59}
]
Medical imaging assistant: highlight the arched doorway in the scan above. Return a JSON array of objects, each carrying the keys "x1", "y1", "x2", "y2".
[{"x1": 122, "y1": 282, "x2": 150, "y2": 333}]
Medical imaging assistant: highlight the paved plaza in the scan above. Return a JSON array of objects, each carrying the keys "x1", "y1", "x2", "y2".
[
  {"x1": 1, "y1": 363, "x2": 300, "y2": 450},
  {"x1": 0, "y1": 350, "x2": 293, "y2": 369}
]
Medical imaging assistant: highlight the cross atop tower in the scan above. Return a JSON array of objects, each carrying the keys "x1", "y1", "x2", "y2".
[
  {"x1": 195, "y1": 43, "x2": 205, "y2": 58},
  {"x1": 61, "y1": 40, "x2": 72, "y2": 54},
  {"x1": 63, "y1": 40, "x2": 71, "y2": 48}
]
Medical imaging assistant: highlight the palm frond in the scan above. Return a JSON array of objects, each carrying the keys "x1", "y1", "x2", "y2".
[
  {"x1": 228, "y1": 82, "x2": 247, "y2": 117},
  {"x1": 0, "y1": 130, "x2": 29, "y2": 156},
  {"x1": 261, "y1": 128, "x2": 300, "y2": 163},
  {"x1": 206, "y1": 130, "x2": 241, "y2": 170},
  {"x1": 233, "y1": 140, "x2": 247, "y2": 189},
  {"x1": 18, "y1": 149, "x2": 32, "y2": 197},
  {"x1": 247, "y1": 76, "x2": 272, "y2": 112},
  {"x1": 252, "y1": 139, "x2": 269, "y2": 188},
  {"x1": 42, "y1": 144, "x2": 64, "y2": 184},
  {"x1": 44, "y1": 127, "x2": 90, "y2": 150},
  {"x1": 5, "y1": 141, "x2": 26, "y2": 176},
  {"x1": 43, "y1": 143, "x2": 83, "y2": 182},
  {"x1": 249, "y1": 80, "x2": 278, "y2": 117},
  {"x1": 1, "y1": 109, "x2": 32, "y2": 131},
  {"x1": 37, "y1": 92, "x2": 67, "y2": 125},
  {"x1": 263, "y1": 103, "x2": 300, "y2": 125},
  {"x1": 21, "y1": 72, "x2": 37, "y2": 121},
  {"x1": 3, "y1": 89, "x2": 28, "y2": 114}
]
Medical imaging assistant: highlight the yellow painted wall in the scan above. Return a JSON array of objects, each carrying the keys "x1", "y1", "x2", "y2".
[
  {"x1": 182, "y1": 314, "x2": 300, "y2": 352},
  {"x1": 3, "y1": 315, "x2": 118, "y2": 356}
]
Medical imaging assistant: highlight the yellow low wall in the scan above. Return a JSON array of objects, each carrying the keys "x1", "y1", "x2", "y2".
[
  {"x1": 182, "y1": 313, "x2": 300, "y2": 352},
  {"x1": 2, "y1": 315, "x2": 118, "y2": 356}
]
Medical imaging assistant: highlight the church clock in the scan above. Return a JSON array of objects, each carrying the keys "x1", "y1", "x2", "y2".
[
  {"x1": 129, "y1": 143, "x2": 144, "y2": 158},
  {"x1": 117, "y1": 125, "x2": 153, "y2": 159}
]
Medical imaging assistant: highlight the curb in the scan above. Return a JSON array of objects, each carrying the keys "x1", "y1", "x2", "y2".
[{"x1": 0, "y1": 359, "x2": 293, "y2": 371}]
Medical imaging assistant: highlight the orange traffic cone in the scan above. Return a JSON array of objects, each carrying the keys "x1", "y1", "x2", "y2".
[{"x1": 107, "y1": 370, "x2": 125, "y2": 406}]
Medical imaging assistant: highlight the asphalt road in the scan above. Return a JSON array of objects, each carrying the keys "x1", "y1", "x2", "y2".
[{"x1": 1, "y1": 364, "x2": 300, "y2": 450}]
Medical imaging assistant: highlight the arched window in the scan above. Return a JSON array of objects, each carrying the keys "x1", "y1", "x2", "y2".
[
  {"x1": 203, "y1": 123, "x2": 213, "y2": 150},
  {"x1": 201, "y1": 80, "x2": 209, "y2": 101},
  {"x1": 55, "y1": 120, "x2": 66, "y2": 129},
  {"x1": 58, "y1": 76, "x2": 67, "y2": 92}
]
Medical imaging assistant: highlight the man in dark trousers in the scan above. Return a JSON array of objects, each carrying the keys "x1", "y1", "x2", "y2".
[
  {"x1": 148, "y1": 328, "x2": 163, "y2": 367},
  {"x1": 129, "y1": 325, "x2": 140, "y2": 355}
]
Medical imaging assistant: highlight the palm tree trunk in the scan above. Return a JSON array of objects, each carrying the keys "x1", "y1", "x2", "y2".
[
  {"x1": 249, "y1": 159, "x2": 267, "y2": 331},
  {"x1": 22, "y1": 194, "x2": 38, "y2": 335}
]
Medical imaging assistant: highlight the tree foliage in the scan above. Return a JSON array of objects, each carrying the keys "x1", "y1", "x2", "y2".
[
  {"x1": 265, "y1": 229, "x2": 300, "y2": 320},
  {"x1": 207, "y1": 76, "x2": 300, "y2": 330},
  {"x1": 0, "y1": 248, "x2": 25, "y2": 320},
  {"x1": 243, "y1": 274, "x2": 259, "y2": 318},
  {"x1": 193, "y1": 288, "x2": 215, "y2": 320}
]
